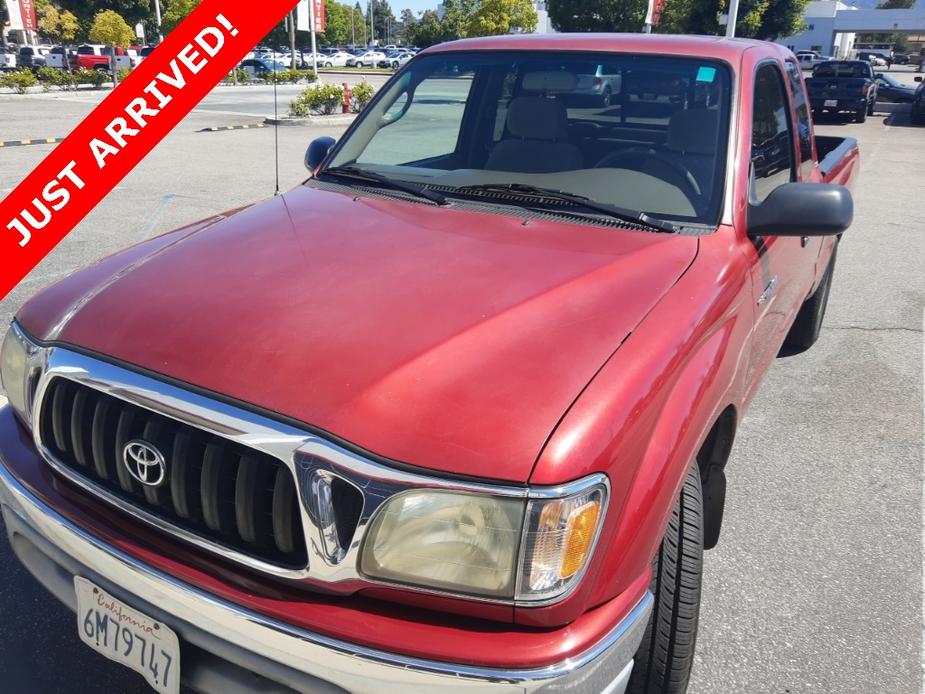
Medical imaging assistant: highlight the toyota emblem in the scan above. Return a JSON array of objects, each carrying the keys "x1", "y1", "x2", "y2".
[{"x1": 122, "y1": 440, "x2": 167, "y2": 487}]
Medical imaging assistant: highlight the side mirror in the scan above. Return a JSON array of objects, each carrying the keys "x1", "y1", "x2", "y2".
[
  {"x1": 874, "y1": 72, "x2": 883, "y2": 78},
  {"x1": 748, "y1": 183, "x2": 853, "y2": 238},
  {"x1": 305, "y1": 136, "x2": 336, "y2": 170},
  {"x1": 915, "y1": 76, "x2": 923, "y2": 83}
]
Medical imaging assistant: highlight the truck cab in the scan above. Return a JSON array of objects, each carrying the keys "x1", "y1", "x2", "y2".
[{"x1": 0, "y1": 35, "x2": 857, "y2": 694}]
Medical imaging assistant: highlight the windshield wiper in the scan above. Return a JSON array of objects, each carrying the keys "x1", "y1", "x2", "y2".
[
  {"x1": 321, "y1": 165, "x2": 447, "y2": 205},
  {"x1": 452, "y1": 183, "x2": 678, "y2": 233}
]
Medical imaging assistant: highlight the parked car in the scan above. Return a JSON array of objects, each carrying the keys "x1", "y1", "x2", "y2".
[
  {"x1": 0, "y1": 35, "x2": 857, "y2": 694},
  {"x1": 858, "y1": 51, "x2": 889, "y2": 68},
  {"x1": 893, "y1": 53, "x2": 910, "y2": 65},
  {"x1": 239, "y1": 56, "x2": 289, "y2": 78},
  {"x1": 912, "y1": 75, "x2": 925, "y2": 124},
  {"x1": 0, "y1": 47, "x2": 16, "y2": 71},
  {"x1": 874, "y1": 72, "x2": 916, "y2": 103},
  {"x1": 378, "y1": 50, "x2": 413, "y2": 69},
  {"x1": 17, "y1": 45, "x2": 49, "y2": 69},
  {"x1": 137, "y1": 45, "x2": 157, "y2": 64},
  {"x1": 805, "y1": 60, "x2": 877, "y2": 121},
  {"x1": 348, "y1": 50, "x2": 385, "y2": 68},
  {"x1": 74, "y1": 44, "x2": 117, "y2": 72},
  {"x1": 322, "y1": 51, "x2": 354, "y2": 67},
  {"x1": 574, "y1": 64, "x2": 622, "y2": 105},
  {"x1": 796, "y1": 51, "x2": 831, "y2": 70}
]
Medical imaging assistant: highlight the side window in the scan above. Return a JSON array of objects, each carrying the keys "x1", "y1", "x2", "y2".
[
  {"x1": 751, "y1": 63, "x2": 795, "y2": 202},
  {"x1": 359, "y1": 70, "x2": 474, "y2": 166},
  {"x1": 784, "y1": 61, "x2": 814, "y2": 180}
]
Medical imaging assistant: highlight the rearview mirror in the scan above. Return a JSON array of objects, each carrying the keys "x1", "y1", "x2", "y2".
[
  {"x1": 305, "y1": 136, "x2": 336, "y2": 171},
  {"x1": 748, "y1": 183, "x2": 853, "y2": 238}
]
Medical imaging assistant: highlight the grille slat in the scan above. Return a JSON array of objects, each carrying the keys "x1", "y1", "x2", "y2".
[
  {"x1": 90, "y1": 398, "x2": 117, "y2": 480},
  {"x1": 113, "y1": 407, "x2": 139, "y2": 494},
  {"x1": 69, "y1": 388, "x2": 93, "y2": 468},
  {"x1": 272, "y1": 468, "x2": 298, "y2": 555},
  {"x1": 169, "y1": 429, "x2": 197, "y2": 520},
  {"x1": 40, "y1": 378, "x2": 307, "y2": 568}
]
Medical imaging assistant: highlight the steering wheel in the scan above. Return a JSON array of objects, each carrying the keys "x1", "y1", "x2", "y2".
[{"x1": 595, "y1": 147, "x2": 703, "y2": 203}]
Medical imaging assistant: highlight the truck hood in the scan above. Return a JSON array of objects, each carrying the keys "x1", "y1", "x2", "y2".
[{"x1": 18, "y1": 185, "x2": 698, "y2": 482}]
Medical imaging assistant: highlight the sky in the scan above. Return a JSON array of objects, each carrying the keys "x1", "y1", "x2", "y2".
[{"x1": 395, "y1": 1, "x2": 441, "y2": 15}]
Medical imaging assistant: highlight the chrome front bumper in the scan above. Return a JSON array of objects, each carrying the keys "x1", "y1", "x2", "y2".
[{"x1": 0, "y1": 454, "x2": 652, "y2": 694}]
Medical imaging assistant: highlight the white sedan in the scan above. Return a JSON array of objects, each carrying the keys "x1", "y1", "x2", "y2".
[{"x1": 350, "y1": 50, "x2": 386, "y2": 68}]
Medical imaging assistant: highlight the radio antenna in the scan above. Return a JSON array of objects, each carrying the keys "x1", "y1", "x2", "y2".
[{"x1": 273, "y1": 59, "x2": 281, "y2": 196}]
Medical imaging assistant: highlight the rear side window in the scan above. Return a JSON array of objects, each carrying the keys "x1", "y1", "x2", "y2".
[
  {"x1": 784, "y1": 61, "x2": 813, "y2": 180},
  {"x1": 751, "y1": 63, "x2": 795, "y2": 202}
]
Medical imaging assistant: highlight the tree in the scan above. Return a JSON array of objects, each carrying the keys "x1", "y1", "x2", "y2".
[
  {"x1": 372, "y1": 0, "x2": 396, "y2": 44},
  {"x1": 352, "y1": 2, "x2": 368, "y2": 45},
  {"x1": 547, "y1": 0, "x2": 647, "y2": 33},
  {"x1": 162, "y1": 0, "x2": 200, "y2": 35},
  {"x1": 467, "y1": 0, "x2": 537, "y2": 36},
  {"x1": 57, "y1": 1, "x2": 153, "y2": 40},
  {"x1": 39, "y1": 6, "x2": 80, "y2": 44},
  {"x1": 89, "y1": 9, "x2": 134, "y2": 84},
  {"x1": 322, "y1": 1, "x2": 350, "y2": 46},
  {"x1": 406, "y1": 9, "x2": 443, "y2": 47},
  {"x1": 653, "y1": 0, "x2": 807, "y2": 40}
]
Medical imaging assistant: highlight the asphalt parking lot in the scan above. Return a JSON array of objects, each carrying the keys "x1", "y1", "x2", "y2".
[{"x1": 0, "y1": 68, "x2": 922, "y2": 693}]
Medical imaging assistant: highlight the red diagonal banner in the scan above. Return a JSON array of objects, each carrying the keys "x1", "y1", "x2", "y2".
[{"x1": 0, "y1": 0, "x2": 297, "y2": 300}]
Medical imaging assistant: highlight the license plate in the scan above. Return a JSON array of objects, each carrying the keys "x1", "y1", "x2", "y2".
[
  {"x1": 75, "y1": 577, "x2": 180, "y2": 694},
  {"x1": 824, "y1": 99, "x2": 838, "y2": 107}
]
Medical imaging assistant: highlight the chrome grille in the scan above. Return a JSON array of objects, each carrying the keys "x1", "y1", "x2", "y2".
[{"x1": 39, "y1": 377, "x2": 307, "y2": 568}]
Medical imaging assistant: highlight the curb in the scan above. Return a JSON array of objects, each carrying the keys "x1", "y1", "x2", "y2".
[
  {"x1": 264, "y1": 114, "x2": 356, "y2": 127},
  {"x1": 198, "y1": 124, "x2": 267, "y2": 133},
  {"x1": 0, "y1": 137, "x2": 64, "y2": 147}
]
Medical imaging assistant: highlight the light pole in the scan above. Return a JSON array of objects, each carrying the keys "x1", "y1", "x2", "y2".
[
  {"x1": 725, "y1": 0, "x2": 740, "y2": 38},
  {"x1": 153, "y1": 0, "x2": 163, "y2": 42}
]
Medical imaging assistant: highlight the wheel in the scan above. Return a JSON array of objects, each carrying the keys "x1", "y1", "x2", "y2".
[
  {"x1": 867, "y1": 99, "x2": 875, "y2": 116},
  {"x1": 855, "y1": 107, "x2": 866, "y2": 123},
  {"x1": 324, "y1": 61, "x2": 332, "y2": 68},
  {"x1": 783, "y1": 245, "x2": 837, "y2": 351},
  {"x1": 627, "y1": 463, "x2": 704, "y2": 694},
  {"x1": 601, "y1": 86, "x2": 612, "y2": 107},
  {"x1": 392, "y1": 61, "x2": 399, "y2": 69}
]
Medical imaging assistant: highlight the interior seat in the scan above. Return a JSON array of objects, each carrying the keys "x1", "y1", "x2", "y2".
[
  {"x1": 662, "y1": 109, "x2": 720, "y2": 197},
  {"x1": 485, "y1": 96, "x2": 584, "y2": 174}
]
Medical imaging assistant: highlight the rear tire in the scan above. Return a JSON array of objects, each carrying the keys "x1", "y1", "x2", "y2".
[
  {"x1": 867, "y1": 99, "x2": 875, "y2": 116},
  {"x1": 627, "y1": 464, "x2": 704, "y2": 694},
  {"x1": 855, "y1": 107, "x2": 867, "y2": 123},
  {"x1": 784, "y1": 245, "x2": 837, "y2": 352}
]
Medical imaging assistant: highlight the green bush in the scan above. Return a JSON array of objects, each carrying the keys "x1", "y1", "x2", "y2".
[
  {"x1": 77, "y1": 69, "x2": 107, "y2": 88},
  {"x1": 262, "y1": 68, "x2": 318, "y2": 85},
  {"x1": 54, "y1": 70, "x2": 79, "y2": 91},
  {"x1": 351, "y1": 81, "x2": 375, "y2": 113},
  {"x1": 36, "y1": 66, "x2": 60, "y2": 91},
  {"x1": 222, "y1": 67, "x2": 248, "y2": 84},
  {"x1": 289, "y1": 83, "x2": 344, "y2": 117},
  {"x1": 116, "y1": 67, "x2": 131, "y2": 83},
  {"x1": 1, "y1": 69, "x2": 37, "y2": 94}
]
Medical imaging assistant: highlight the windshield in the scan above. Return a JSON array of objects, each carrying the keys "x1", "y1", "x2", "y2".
[
  {"x1": 325, "y1": 51, "x2": 731, "y2": 225},
  {"x1": 877, "y1": 74, "x2": 901, "y2": 87}
]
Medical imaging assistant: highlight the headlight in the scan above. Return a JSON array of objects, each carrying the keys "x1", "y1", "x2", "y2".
[
  {"x1": 360, "y1": 490, "x2": 524, "y2": 597},
  {"x1": 0, "y1": 323, "x2": 40, "y2": 425},
  {"x1": 359, "y1": 477, "x2": 607, "y2": 601}
]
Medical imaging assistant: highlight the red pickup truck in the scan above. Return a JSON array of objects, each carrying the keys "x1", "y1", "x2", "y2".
[{"x1": 0, "y1": 35, "x2": 857, "y2": 694}]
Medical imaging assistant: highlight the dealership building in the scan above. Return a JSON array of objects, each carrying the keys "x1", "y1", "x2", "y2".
[{"x1": 776, "y1": 0, "x2": 925, "y2": 58}]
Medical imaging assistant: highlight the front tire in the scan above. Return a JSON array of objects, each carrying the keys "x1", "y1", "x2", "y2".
[
  {"x1": 855, "y1": 107, "x2": 867, "y2": 123},
  {"x1": 867, "y1": 99, "x2": 875, "y2": 116},
  {"x1": 628, "y1": 463, "x2": 704, "y2": 694},
  {"x1": 784, "y1": 245, "x2": 837, "y2": 352}
]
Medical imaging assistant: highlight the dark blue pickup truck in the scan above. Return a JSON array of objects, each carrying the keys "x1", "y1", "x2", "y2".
[{"x1": 806, "y1": 60, "x2": 877, "y2": 122}]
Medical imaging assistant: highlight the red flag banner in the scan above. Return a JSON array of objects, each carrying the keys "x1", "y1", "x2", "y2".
[
  {"x1": 19, "y1": 0, "x2": 37, "y2": 32},
  {"x1": 0, "y1": 0, "x2": 297, "y2": 300}
]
